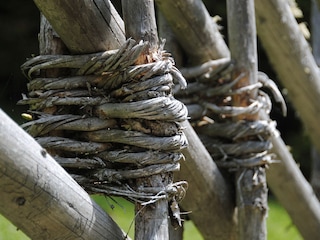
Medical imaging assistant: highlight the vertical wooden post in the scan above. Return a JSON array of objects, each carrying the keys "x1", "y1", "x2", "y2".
[
  {"x1": 156, "y1": 2, "x2": 237, "y2": 239},
  {"x1": 122, "y1": 1, "x2": 170, "y2": 239},
  {"x1": 158, "y1": 13, "x2": 184, "y2": 240},
  {"x1": 227, "y1": 0, "x2": 267, "y2": 239}
]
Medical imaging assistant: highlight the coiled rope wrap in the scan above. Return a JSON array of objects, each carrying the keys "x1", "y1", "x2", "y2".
[
  {"x1": 20, "y1": 39, "x2": 188, "y2": 205},
  {"x1": 176, "y1": 58, "x2": 286, "y2": 170}
]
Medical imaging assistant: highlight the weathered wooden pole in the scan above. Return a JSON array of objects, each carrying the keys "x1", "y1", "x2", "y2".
[
  {"x1": 23, "y1": 2, "x2": 236, "y2": 239},
  {"x1": 255, "y1": 0, "x2": 320, "y2": 155},
  {"x1": 0, "y1": 4, "x2": 129, "y2": 239},
  {"x1": 254, "y1": 2, "x2": 320, "y2": 238},
  {"x1": 157, "y1": 0, "x2": 320, "y2": 239},
  {"x1": 157, "y1": 14, "x2": 184, "y2": 240},
  {"x1": 121, "y1": 1, "x2": 171, "y2": 239},
  {"x1": 155, "y1": 0, "x2": 230, "y2": 63},
  {"x1": 33, "y1": 0, "x2": 125, "y2": 53},
  {"x1": 156, "y1": 1, "x2": 236, "y2": 239},
  {"x1": 227, "y1": 0, "x2": 267, "y2": 239},
  {"x1": 263, "y1": 110, "x2": 320, "y2": 240},
  {"x1": 0, "y1": 109, "x2": 127, "y2": 239}
]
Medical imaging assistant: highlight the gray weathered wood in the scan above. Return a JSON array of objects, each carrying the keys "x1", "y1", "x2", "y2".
[
  {"x1": 227, "y1": 0, "x2": 267, "y2": 239},
  {"x1": 255, "y1": 0, "x2": 320, "y2": 156},
  {"x1": 0, "y1": 11, "x2": 128, "y2": 240},
  {"x1": 122, "y1": 1, "x2": 170, "y2": 239},
  {"x1": 260, "y1": 111, "x2": 320, "y2": 240},
  {"x1": 0, "y1": 109, "x2": 127, "y2": 240},
  {"x1": 255, "y1": 1, "x2": 320, "y2": 236},
  {"x1": 158, "y1": 0, "x2": 320, "y2": 239},
  {"x1": 33, "y1": 0, "x2": 125, "y2": 53},
  {"x1": 155, "y1": 0, "x2": 230, "y2": 64},
  {"x1": 179, "y1": 121, "x2": 236, "y2": 240},
  {"x1": 29, "y1": 2, "x2": 237, "y2": 240},
  {"x1": 157, "y1": 3, "x2": 237, "y2": 240}
]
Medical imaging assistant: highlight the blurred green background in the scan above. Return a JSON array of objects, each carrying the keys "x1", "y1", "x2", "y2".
[{"x1": 0, "y1": 197, "x2": 302, "y2": 240}]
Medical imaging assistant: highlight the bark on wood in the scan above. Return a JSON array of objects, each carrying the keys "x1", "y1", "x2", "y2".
[
  {"x1": 157, "y1": 13, "x2": 236, "y2": 240},
  {"x1": 0, "y1": 7, "x2": 128, "y2": 240},
  {"x1": 227, "y1": 0, "x2": 267, "y2": 239},
  {"x1": 255, "y1": 0, "x2": 320, "y2": 235},
  {"x1": 255, "y1": 0, "x2": 320, "y2": 156},
  {"x1": 179, "y1": 121, "x2": 236, "y2": 240},
  {"x1": 122, "y1": 1, "x2": 170, "y2": 239},
  {"x1": 158, "y1": 0, "x2": 320, "y2": 239},
  {"x1": 33, "y1": 0, "x2": 125, "y2": 53},
  {"x1": 0, "y1": 109, "x2": 127, "y2": 240}
]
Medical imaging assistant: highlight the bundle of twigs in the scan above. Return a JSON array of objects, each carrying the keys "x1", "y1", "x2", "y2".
[
  {"x1": 176, "y1": 60, "x2": 286, "y2": 170},
  {"x1": 19, "y1": 39, "x2": 188, "y2": 206}
]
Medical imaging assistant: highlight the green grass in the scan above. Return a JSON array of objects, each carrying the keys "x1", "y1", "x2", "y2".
[
  {"x1": 0, "y1": 197, "x2": 303, "y2": 240},
  {"x1": 0, "y1": 214, "x2": 29, "y2": 240},
  {"x1": 267, "y1": 198, "x2": 302, "y2": 240}
]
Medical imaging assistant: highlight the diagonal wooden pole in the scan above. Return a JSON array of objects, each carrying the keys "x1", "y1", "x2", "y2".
[
  {"x1": 157, "y1": 0, "x2": 320, "y2": 239},
  {"x1": 156, "y1": 2, "x2": 237, "y2": 239},
  {"x1": 0, "y1": 108, "x2": 128, "y2": 239},
  {"x1": 255, "y1": 0, "x2": 320, "y2": 155},
  {"x1": 25, "y1": 1, "x2": 236, "y2": 239},
  {"x1": 33, "y1": 0, "x2": 125, "y2": 53},
  {"x1": 227, "y1": 0, "x2": 267, "y2": 239}
]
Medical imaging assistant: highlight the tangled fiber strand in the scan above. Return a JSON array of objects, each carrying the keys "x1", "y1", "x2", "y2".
[
  {"x1": 19, "y1": 39, "x2": 188, "y2": 209},
  {"x1": 176, "y1": 58, "x2": 285, "y2": 171}
]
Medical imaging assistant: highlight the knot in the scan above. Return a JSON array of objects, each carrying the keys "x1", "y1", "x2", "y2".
[
  {"x1": 19, "y1": 39, "x2": 188, "y2": 205},
  {"x1": 175, "y1": 58, "x2": 286, "y2": 170}
]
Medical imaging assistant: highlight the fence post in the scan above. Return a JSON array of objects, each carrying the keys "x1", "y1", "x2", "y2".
[
  {"x1": 121, "y1": 0, "x2": 175, "y2": 238},
  {"x1": 227, "y1": 0, "x2": 267, "y2": 239}
]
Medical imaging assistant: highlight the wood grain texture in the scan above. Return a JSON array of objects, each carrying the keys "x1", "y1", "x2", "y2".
[
  {"x1": 0, "y1": 109, "x2": 126, "y2": 240},
  {"x1": 33, "y1": 0, "x2": 125, "y2": 53},
  {"x1": 227, "y1": 0, "x2": 267, "y2": 239},
  {"x1": 158, "y1": 0, "x2": 320, "y2": 239},
  {"x1": 155, "y1": 0, "x2": 230, "y2": 64},
  {"x1": 35, "y1": 8, "x2": 235, "y2": 240},
  {"x1": 255, "y1": 0, "x2": 320, "y2": 155},
  {"x1": 263, "y1": 111, "x2": 320, "y2": 240},
  {"x1": 255, "y1": 1, "x2": 320, "y2": 236},
  {"x1": 121, "y1": 1, "x2": 170, "y2": 239}
]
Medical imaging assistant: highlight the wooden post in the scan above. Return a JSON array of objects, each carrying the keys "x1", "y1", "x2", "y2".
[
  {"x1": 33, "y1": 0, "x2": 125, "y2": 53},
  {"x1": 158, "y1": 0, "x2": 320, "y2": 239},
  {"x1": 156, "y1": 2, "x2": 236, "y2": 239},
  {"x1": 0, "y1": 109, "x2": 127, "y2": 239},
  {"x1": 227, "y1": 0, "x2": 267, "y2": 239},
  {"x1": 262, "y1": 112, "x2": 320, "y2": 240},
  {"x1": 255, "y1": 0, "x2": 320, "y2": 155},
  {"x1": 157, "y1": 13, "x2": 184, "y2": 240},
  {"x1": 121, "y1": 1, "x2": 170, "y2": 239},
  {"x1": 155, "y1": 0, "x2": 230, "y2": 63},
  {"x1": 21, "y1": 2, "x2": 236, "y2": 239},
  {"x1": 254, "y1": 2, "x2": 320, "y2": 237}
]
